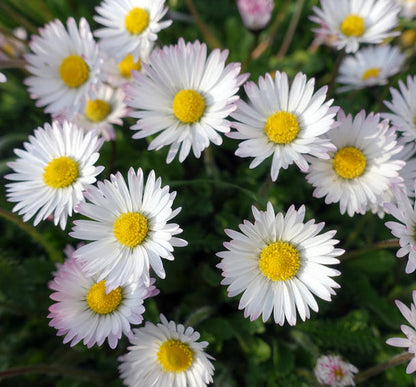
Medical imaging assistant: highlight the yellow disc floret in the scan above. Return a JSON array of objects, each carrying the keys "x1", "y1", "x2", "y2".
[
  {"x1": 361, "y1": 67, "x2": 380, "y2": 81},
  {"x1": 157, "y1": 339, "x2": 194, "y2": 373},
  {"x1": 43, "y1": 156, "x2": 79, "y2": 189},
  {"x1": 333, "y1": 366, "x2": 346, "y2": 381},
  {"x1": 86, "y1": 280, "x2": 122, "y2": 314},
  {"x1": 125, "y1": 7, "x2": 149, "y2": 35},
  {"x1": 333, "y1": 146, "x2": 367, "y2": 179},
  {"x1": 85, "y1": 99, "x2": 112, "y2": 122},
  {"x1": 59, "y1": 55, "x2": 89, "y2": 88},
  {"x1": 340, "y1": 15, "x2": 365, "y2": 37},
  {"x1": 259, "y1": 241, "x2": 300, "y2": 282},
  {"x1": 172, "y1": 89, "x2": 206, "y2": 124},
  {"x1": 264, "y1": 111, "x2": 300, "y2": 144},
  {"x1": 113, "y1": 212, "x2": 148, "y2": 248},
  {"x1": 118, "y1": 54, "x2": 142, "y2": 78}
]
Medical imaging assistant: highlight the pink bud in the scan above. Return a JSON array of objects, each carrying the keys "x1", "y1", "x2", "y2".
[{"x1": 237, "y1": 0, "x2": 274, "y2": 32}]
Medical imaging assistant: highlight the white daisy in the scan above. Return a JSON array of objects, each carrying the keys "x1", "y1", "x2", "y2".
[
  {"x1": 382, "y1": 75, "x2": 416, "y2": 143},
  {"x1": 314, "y1": 354, "x2": 358, "y2": 387},
  {"x1": 118, "y1": 314, "x2": 215, "y2": 386},
  {"x1": 24, "y1": 17, "x2": 103, "y2": 116},
  {"x1": 386, "y1": 290, "x2": 416, "y2": 374},
  {"x1": 64, "y1": 84, "x2": 129, "y2": 141},
  {"x1": 70, "y1": 167, "x2": 187, "y2": 291},
  {"x1": 397, "y1": 141, "x2": 416, "y2": 197},
  {"x1": 101, "y1": 51, "x2": 149, "y2": 88},
  {"x1": 48, "y1": 257, "x2": 156, "y2": 349},
  {"x1": 384, "y1": 184, "x2": 416, "y2": 273},
  {"x1": 397, "y1": 0, "x2": 416, "y2": 19},
  {"x1": 306, "y1": 110, "x2": 404, "y2": 217},
  {"x1": 311, "y1": 0, "x2": 400, "y2": 53},
  {"x1": 5, "y1": 121, "x2": 104, "y2": 229},
  {"x1": 337, "y1": 45, "x2": 406, "y2": 92},
  {"x1": 228, "y1": 71, "x2": 338, "y2": 181},
  {"x1": 124, "y1": 38, "x2": 248, "y2": 163},
  {"x1": 216, "y1": 202, "x2": 343, "y2": 326},
  {"x1": 94, "y1": 0, "x2": 172, "y2": 61}
]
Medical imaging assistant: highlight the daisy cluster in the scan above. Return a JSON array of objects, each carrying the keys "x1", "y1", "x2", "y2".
[{"x1": 2, "y1": 0, "x2": 416, "y2": 385}]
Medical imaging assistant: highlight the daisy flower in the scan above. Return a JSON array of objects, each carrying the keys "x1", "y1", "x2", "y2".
[
  {"x1": 102, "y1": 51, "x2": 149, "y2": 88},
  {"x1": 228, "y1": 71, "x2": 338, "y2": 181},
  {"x1": 237, "y1": 0, "x2": 275, "y2": 32},
  {"x1": 64, "y1": 84, "x2": 129, "y2": 141},
  {"x1": 397, "y1": 0, "x2": 416, "y2": 19},
  {"x1": 70, "y1": 167, "x2": 187, "y2": 291},
  {"x1": 386, "y1": 290, "x2": 416, "y2": 374},
  {"x1": 119, "y1": 314, "x2": 215, "y2": 386},
  {"x1": 398, "y1": 141, "x2": 416, "y2": 197},
  {"x1": 5, "y1": 121, "x2": 104, "y2": 229},
  {"x1": 94, "y1": 0, "x2": 171, "y2": 61},
  {"x1": 24, "y1": 17, "x2": 103, "y2": 116},
  {"x1": 124, "y1": 38, "x2": 248, "y2": 163},
  {"x1": 382, "y1": 75, "x2": 416, "y2": 143},
  {"x1": 384, "y1": 184, "x2": 416, "y2": 273},
  {"x1": 216, "y1": 202, "x2": 343, "y2": 326},
  {"x1": 306, "y1": 110, "x2": 404, "y2": 217},
  {"x1": 314, "y1": 354, "x2": 358, "y2": 386},
  {"x1": 48, "y1": 258, "x2": 156, "y2": 349},
  {"x1": 337, "y1": 45, "x2": 406, "y2": 92},
  {"x1": 311, "y1": 0, "x2": 400, "y2": 53}
]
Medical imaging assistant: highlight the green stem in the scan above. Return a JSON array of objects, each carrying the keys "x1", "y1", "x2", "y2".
[
  {"x1": 0, "y1": 208, "x2": 62, "y2": 263},
  {"x1": 0, "y1": 364, "x2": 112, "y2": 382},
  {"x1": 276, "y1": 0, "x2": 305, "y2": 59},
  {"x1": 340, "y1": 239, "x2": 399, "y2": 261},
  {"x1": 355, "y1": 352, "x2": 414, "y2": 383},
  {"x1": 184, "y1": 0, "x2": 222, "y2": 50},
  {"x1": 0, "y1": 3, "x2": 38, "y2": 34},
  {"x1": 326, "y1": 50, "x2": 346, "y2": 98}
]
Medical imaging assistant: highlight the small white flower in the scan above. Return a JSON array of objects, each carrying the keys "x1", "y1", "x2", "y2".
[
  {"x1": 119, "y1": 314, "x2": 215, "y2": 386},
  {"x1": 25, "y1": 17, "x2": 103, "y2": 116},
  {"x1": 94, "y1": 0, "x2": 171, "y2": 61},
  {"x1": 385, "y1": 184, "x2": 416, "y2": 273},
  {"x1": 337, "y1": 45, "x2": 406, "y2": 92},
  {"x1": 70, "y1": 167, "x2": 187, "y2": 291},
  {"x1": 217, "y1": 202, "x2": 343, "y2": 326},
  {"x1": 306, "y1": 110, "x2": 404, "y2": 217},
  {"x1": 5, "y1": 121, "x2": 104, "y2": 229},
  {"x1": 237, "y1": 0, "x2": 274, "y2": 31},
  {"x1": 61, "y1": 84, "x2": 129, "y2": 141},
  {"x1": 382, "y1": 75, "x2": 416, "y2": 143},
  {"x1": 124, "y1": 38, "x2": 248, "y2": 163},
  {"x1": 386, "y1": 290, "x2": 416, "y2": 374},
  {"x1": 48, "y1": 258, "x2": 156, "y2": 349},
  {"x1": 311, "y1": 0, "x2": 400, "y2": 53},
  {"x1": 314, "y1": 354, "x2": 358, "y2": 386},
  {"x1": 229, "y1": 71, "x2": 338, "y2": 181},
  {"x1": 396, "y1": 0, "x2": 416, "y2": 19},
  {"x1": 0, "y1": 72, "x2": 6, "y2": 83}
]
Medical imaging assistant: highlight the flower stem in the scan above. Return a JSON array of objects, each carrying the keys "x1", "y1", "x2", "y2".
[
  {"x1": 327, "y1": 49, "x2": 346, "y2": 98},
  {"x1": 340, "y1": 239, "x2": 399, "y2": 261},
  {"x1": 276, "y1": 0, "x2": 305, "y2": 59},
  {"x1": 0, "y1": 208, "x2": 63, "y2": 263},
  {"x1": 184, "y1": 0, "x2": 222, "y2": 50},
  {"x1": 355, "y1": 352, "x2": 414, "y2": 383}
]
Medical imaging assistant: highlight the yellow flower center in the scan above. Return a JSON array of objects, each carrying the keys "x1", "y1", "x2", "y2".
[
  {"x1": 118, "y1": 54, "x2": 142, "y2": 78},
  {"x1": 333, "y1": 366, "x2": 345, "y2": 380},
  {"x1": 125, "y1": 7, "x2": 149, "y2": 35},
  {"x1": 85, "y1": 99, "x2": 112, "y2": 122},
  {"x1": 340, "y1": 15, "x2": 365, "y2": 37},
  {"x1": 59, "y1": 55, "x2": 89, "y2": 88},
  {"x1": 259, "y1": 241, "x2": 300, "y2": 282},
  {"x1": 113, "y1": 212, "x2": 148, "y2": 248},
  {"x1": 86, "y1": 280, "x2": 122, "y2": 314},
  {"x1": 157, "y1": 339, "x2": 194, "y2": 373},
  {"x1": 172, "y1": 89, "x2": 206, "y2": 124},
  {"x1": 333, "y1": 146, "x2": 367, "y2": 179},
  {"x1": 361, "y1": 67, "x2": 380, "y2": 81},
  {"x1": 264, "y1": 111, "x2": 300, "y2": 144},
  {"x1": 43, "y1": 156, "x2": 79, "y2": 189}
]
